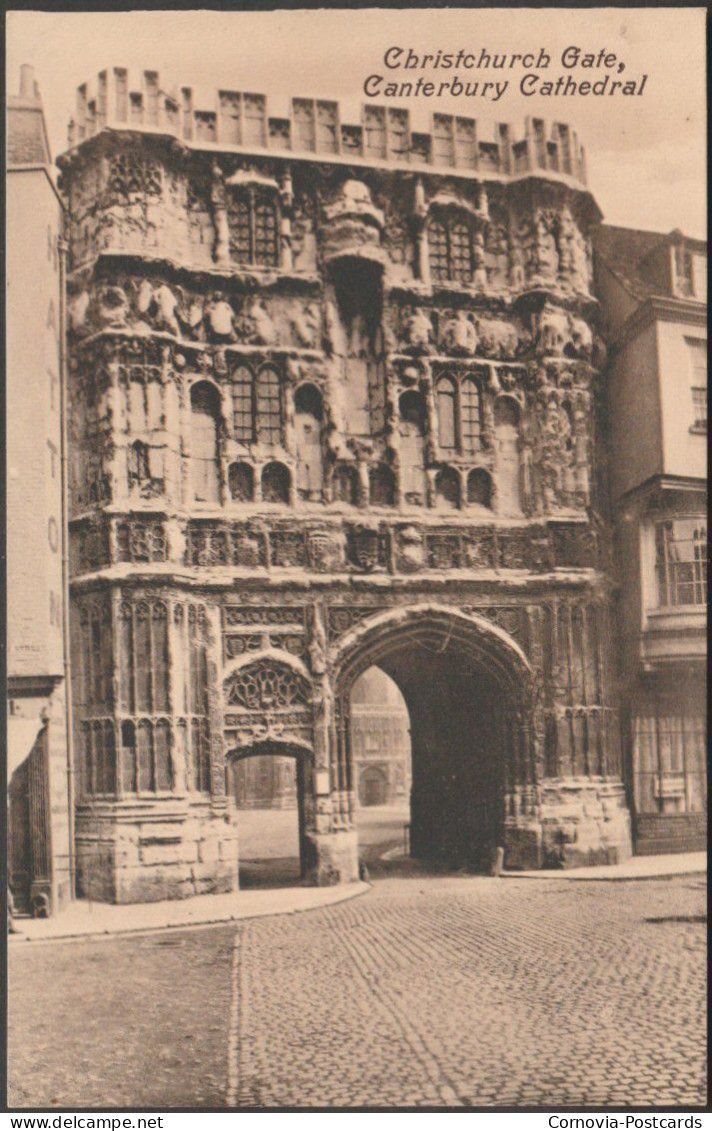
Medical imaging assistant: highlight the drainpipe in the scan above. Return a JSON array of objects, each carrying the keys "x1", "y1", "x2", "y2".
[{"x1": 57, "y1": 228, "x2": 76, "y2": 898}]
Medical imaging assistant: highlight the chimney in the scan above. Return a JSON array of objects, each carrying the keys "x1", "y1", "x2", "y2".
[{"x1": 19, "y1": 64, "x2": 35, "y2": 99}]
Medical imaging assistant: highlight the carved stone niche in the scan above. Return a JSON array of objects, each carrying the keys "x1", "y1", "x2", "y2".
[
  {"x1": 307, "y1": 525, "x2": 346, "y2": 573},
  {"x1": 550, "y1": 524, "x2": 598, "y2": 569},
  {"x1": 498, "y1": 526, "x2": 550, "y2": 572},
  {"x1": 320, "y1": 179, "x2": 388, "y2": 268},
  {"x1": 395, "y1": 524, "x2": 425, "y2": 573},
  {"x1": 398, "y1": 305, "x2": 434, "y2": 355},
  {"x1": 345, "y1": 522, "x2": 388, "y2": 573}
]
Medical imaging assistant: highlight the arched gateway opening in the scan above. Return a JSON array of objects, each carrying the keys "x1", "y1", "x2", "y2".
[{"x1": 336, "y1": 608, "x2": 535, "y2": 873}]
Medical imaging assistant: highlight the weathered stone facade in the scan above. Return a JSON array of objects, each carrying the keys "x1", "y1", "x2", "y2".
[{"x1": 59, "y1": 70, "x2": 631, "y2": 901}]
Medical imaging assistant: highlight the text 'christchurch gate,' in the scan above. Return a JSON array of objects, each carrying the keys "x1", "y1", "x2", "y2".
[{"x1": 60, "y1": 70, "x2": 632, "y2": 902}]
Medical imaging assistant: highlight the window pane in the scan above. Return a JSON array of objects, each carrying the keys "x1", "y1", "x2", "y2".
[
  {"x1": 232, "y1": 366, "x2": 253, "y2": 442},
  {"x1": 461, "y1": 378, "x2": 481, "y2": 453},
  {"x1": 692, "y1": 386, "x2": 707, "y2": 430},
  {"x1": 656, "y1": 520, "x2": 707, "y2": 606},
  {"x1": 228, "y1": 198, "x2": 251, "y2": 262},
  {"x1": 428, "y1": 220, "x2": 449, "y2": 280},
  {"x1": 450, "y1": 221, "x2": 472, "y2": 282},
  {"x1": 254, "y1": 202, "x2": 278, "y2": 266},
  {"x1": 256, "y1": 367, "x2": 282, "y2": 444}
]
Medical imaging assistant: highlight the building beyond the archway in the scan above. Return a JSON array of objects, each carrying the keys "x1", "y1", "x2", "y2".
[{"x1": 58, "y1": 70, "x2": 633, "y2": 901}]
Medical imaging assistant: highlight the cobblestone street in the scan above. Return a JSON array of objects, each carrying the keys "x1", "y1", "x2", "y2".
[{"x1": 9, "y1": 872, "x2": 706, "y2": 1109}]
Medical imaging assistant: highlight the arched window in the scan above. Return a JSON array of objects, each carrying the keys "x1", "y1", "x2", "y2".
[
  {"x1": 228, "y1": 192, "x2": 279, "y2": 267},
  {"x1": 229, "y1": 461, "x2": 254, "y2": 502},
  {"x1": 128, "y1": 440, "x2": 150, "y2": 485},
  {"x1": 428, "y1": 214, "x2": 474, "y2": 282},
  {"x1": 262, "y1": 461, "x2": 290, "y2": 503},
  {"x1": 294, "y1": 384, "x2": 324, "y2": 500},
  {"x1": 256, "y1": 366, "x2": 282, "y2": 445},
  {"x1": 461, "y1": 377, "x2": 482, "y2": 454},
  {"x1": 434, "y1": 466, "x2": 460, "y2": 510},
  {"x1": 190, "y1": 382, "x2": 221, "y2": 503},
  {"x1": 399, "y1": 390, "x2": 426, "y2": 431},
  {"x1": 436, "y1": 376, "x2": 457, "y2": 451},
  {"x1": 332, "y1": 463, "x2": 359, "y2": 505},
  {"x1": 467, "y1": 467, "x2": 492, "y2": 509},
  {"x1": 369, "y1": 463, "x2": 396, "y2": 506},
  {"x1": 232, "y1": 365, "x2": 253, "y2": 443}
]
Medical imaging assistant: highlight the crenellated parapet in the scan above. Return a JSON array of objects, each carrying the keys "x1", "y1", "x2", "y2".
[{"x1": 64, "y1": 68, "x2": 588, "y2": 184}]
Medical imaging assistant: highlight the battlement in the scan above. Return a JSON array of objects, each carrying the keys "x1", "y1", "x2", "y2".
[{"x1": 66, "y1": 68, "x2": 587, "y2": 185}]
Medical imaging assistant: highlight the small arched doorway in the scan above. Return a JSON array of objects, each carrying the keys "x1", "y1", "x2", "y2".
[{"x1": 227, "y1": 743, "x2": 309, "y2": 888}]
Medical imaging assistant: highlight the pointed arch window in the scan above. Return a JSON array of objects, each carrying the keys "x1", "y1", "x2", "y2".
[
  {"x1": 434, "y1": 369, "x2": 482, "y2": 455},
  {"x1": 261, "y1": 461, "x2": 290, "y2": 503},
  {"x1": 229, "y1": 461, "x2": 254, "y2": 502},
  {"x1": 231, "y1": 363, "x2": 283, "y2": 447},
  {"x1": 369, "y1": 463, "x2": 396, "y2": 506},
  {"x1": 434, "y1": 466, "x2": 460, "y2": 509}
]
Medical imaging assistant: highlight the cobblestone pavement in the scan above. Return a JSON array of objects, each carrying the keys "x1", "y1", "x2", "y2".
[{"x1": 9, "y1": 875, "x2": 706, "y2": 1109}]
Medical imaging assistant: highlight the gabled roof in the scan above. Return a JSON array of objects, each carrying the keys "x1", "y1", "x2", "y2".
[
  {"x1": 593, "y1": 223, "x2": 706, "y2": 300},
  {"x1": 7, "y1": 97, "x2": 52, "y2": 167}
]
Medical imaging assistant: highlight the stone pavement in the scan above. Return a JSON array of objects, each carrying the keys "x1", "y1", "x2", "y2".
[
  {"x1": 8, "y1": 873, "x2": 707, "y2": 1108},
  {"x1": 9, "y1": 881, "x2": 369, "y2": 943},
  {"x1": 9, "y1": 849, "x2": 705, "y2": 943}
]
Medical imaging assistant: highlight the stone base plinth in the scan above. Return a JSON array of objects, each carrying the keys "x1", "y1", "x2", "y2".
[
  {"x1": 303, "y1": 829, "x2": 360, "y2": 886},
  {"x1": 75, "y1": 800, "x2": 239, "y2": 904},
  {"x1": 538, "y1": 777, "x2": 633, "y2": 869}
]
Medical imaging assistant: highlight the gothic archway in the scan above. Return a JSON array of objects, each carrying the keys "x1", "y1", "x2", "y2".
[{"x1": 333, "y1": 605, "x2": 537, "y2": 871}]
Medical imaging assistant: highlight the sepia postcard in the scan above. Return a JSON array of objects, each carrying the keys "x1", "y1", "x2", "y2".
[{"x1": 4, "y1": 4, "x2": 707, "y2": 1115}]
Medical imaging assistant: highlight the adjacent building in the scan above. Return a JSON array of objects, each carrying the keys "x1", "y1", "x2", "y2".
[
  {"x1": 6, "y1": 67, "x2": 73, "y2": 915},
  {"x1": 594, "y1": 225, "x2": 707, "y2": 854}
]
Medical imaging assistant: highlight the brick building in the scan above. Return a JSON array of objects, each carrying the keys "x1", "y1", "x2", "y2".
[
  {"x1": 36, "y1": 67, "x2": 644, "y2": 903},
  {"x1": 594, "y1": 226, "x2": 707, "y2": 854},
  {"x1": 7, "y1": 67, "x2": 72, "y2": 915}
]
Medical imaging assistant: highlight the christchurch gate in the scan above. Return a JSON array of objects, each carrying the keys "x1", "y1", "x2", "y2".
[{"x1": 60, "y1": 70, "x2": 632, "y2": 900}]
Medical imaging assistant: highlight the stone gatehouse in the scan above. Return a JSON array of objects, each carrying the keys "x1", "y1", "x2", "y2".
[{"x1": 60, "y1": 69, "x2": 632, "y2": 901}]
